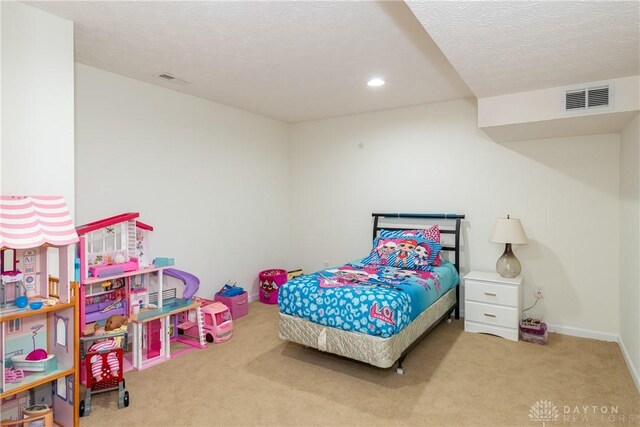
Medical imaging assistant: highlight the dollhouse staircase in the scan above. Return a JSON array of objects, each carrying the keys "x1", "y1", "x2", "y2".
[
  {"x1": 195, "y1": 306, "x2": 206, "y2": 347},
  {"x1": 176, "y1": 305, "x2": 206, "y2": 347}
]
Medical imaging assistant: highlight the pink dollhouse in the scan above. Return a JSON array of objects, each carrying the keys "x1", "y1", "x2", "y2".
[
  {"x1": 75, "y1": 213, "x2": 156, "y2": 332},
  {"x1": 0, "y1": 195, "x2": 80, "y2": 427},
  {"x1": 76, "y1": 213, "x2": 206, "y2": 372}
]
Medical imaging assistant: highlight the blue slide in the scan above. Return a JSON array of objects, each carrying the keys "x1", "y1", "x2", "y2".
[{"x1": 164, "y1": 268, "x2": 200, "y2": 299}]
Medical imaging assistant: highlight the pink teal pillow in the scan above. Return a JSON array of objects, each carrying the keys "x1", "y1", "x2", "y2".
[
  {"x1": 378, "y1": 225, "x2": 442, "y2": 266},
  {"x1": 361, "y1": 236, "x2": 442, "y2": 271}
]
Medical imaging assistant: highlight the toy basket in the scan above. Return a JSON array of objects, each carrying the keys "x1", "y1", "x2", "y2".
[
  {"x1": 520, "y1": 314, "x2": 548, "y2": 344},
  {"x1": 215, "y1": 290, "x2": 249, "y2": 319},
  {"x1": 520, "y1": 314, "x2": 544, "y2": 331},
  {"x1": 258, "y1": 269, "x2": 287, "y2": 304}
]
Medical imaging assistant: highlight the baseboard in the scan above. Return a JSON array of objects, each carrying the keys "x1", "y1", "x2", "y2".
[
  {"x1": 248, "y1": 292, "x2": 259, "y2": 303},
  {"x1": 458, "y1": 312, "x2": 616, "y2": 342},
  {"x1": 618, "y1": 336, "x2": 640, "y2": 392},
  {"x1": 545, "y1": 323, "x2": 618, "y2": 342}
]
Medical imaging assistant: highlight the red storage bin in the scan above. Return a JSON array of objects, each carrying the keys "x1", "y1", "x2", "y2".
[
  {"x1": 258, "y1": 269, "x2": 287, "y2": 304},
  {"x1": 214, "y1": 291, "x2": 249, "y2": 319}
]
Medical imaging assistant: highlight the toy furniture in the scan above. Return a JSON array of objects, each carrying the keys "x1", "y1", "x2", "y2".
[
  {"x1": 0, "y1": 195, "x2": 79, "y2": 427},
  {"x1": 1, "y1": 404, "x2": 53, "y2": 427},
  {"x1": 48, "y1": 276, "x2": 60, "y2": 300},
  {"x1": 1, "y1": 260, "x2": 25, "y2": 309},
  {"x1": 79, "y1": 330, "x2": 129, "y2": 417},
  {"x1": 463, "y1": 271, "x2": 523, "y2": 342}
]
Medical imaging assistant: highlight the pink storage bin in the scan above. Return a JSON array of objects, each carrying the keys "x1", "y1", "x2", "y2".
[
  {"x1": 258, "y1": 269, "x2": 287, "y2": 304},
  {"x1": 214, "y1": 291, "x2": 249, "y2": 319}
]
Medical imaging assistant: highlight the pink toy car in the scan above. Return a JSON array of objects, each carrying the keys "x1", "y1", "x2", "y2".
[{"x1": 202, "y1": 301, "x2": 233, "y2": 343}]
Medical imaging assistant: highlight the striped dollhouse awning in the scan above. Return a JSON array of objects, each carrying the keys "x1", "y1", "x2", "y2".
[{"x1": 0, "y1": 196, "x2": 79, "y2": 249}]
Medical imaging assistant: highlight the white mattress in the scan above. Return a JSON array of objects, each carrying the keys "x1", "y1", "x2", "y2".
[{"x1": 279, "y1": 288, "x2": 457, "y2": 368}]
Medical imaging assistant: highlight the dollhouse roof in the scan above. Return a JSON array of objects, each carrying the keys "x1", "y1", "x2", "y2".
[
  {"x1": 76, "y1": 213, "x2": 155, "y2": 237},
  {"x1": 136, "y1": 221, "x2": 153, "y2": 231},
  {"x1": 76, "y1": 212, "x2": 140, "y2": 236},
  {"x1": 0, "y1": 196, "x2": 79, "y2": 249}
]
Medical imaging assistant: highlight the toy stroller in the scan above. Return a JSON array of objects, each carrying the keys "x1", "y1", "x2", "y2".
[{"x1": 79, "y1": 330, "x2": 130, "y2": 417}]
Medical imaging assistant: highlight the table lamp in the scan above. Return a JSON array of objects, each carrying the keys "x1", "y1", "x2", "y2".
[{"x1": 490, "y1": 215, "x2": 528, "y2": 278}]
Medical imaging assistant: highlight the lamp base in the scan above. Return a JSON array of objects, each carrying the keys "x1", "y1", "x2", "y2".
[{"x1": 496, "y1": 243, "x2": 521, "y2": 278}]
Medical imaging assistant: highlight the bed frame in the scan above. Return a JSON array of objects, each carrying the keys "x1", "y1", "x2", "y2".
[{"x1": 279, "y1": 212, "x2": 465, "y2": 374}]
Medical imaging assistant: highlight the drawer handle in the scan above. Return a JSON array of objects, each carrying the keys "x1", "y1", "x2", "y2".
[
  {"x1": 484, "y1": 313, "x2": 496, "y2": 318},
  {"x1": 484, "y1": 292, "x2": 497, "y2": 296}
]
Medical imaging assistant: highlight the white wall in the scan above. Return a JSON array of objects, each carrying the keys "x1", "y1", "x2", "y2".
[
  {"x1": 289, "y1": 99, "x2": 621, "y2": 336},
  {"x1": 619, "y1": 113, "x2": 639, "y2": 389},
  {"x1": 1, "y1": 1, "x2": 75, "y2": 213},
  {"x1": 75, "y1": 64, "x2": 290, "y2": 298}
]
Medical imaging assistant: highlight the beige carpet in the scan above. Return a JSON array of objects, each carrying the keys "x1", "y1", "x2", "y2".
[{"x1": 80, "y1": 302, "x2": 639, "y2": 426}]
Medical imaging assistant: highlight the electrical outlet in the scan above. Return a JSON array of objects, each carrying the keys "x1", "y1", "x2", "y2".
[
  {"x1": 535, "y1": 286, "x2": 544, "y2": 299},
  {"x1": 323, "y1": 261, "x2": 330, "y2": 268}
]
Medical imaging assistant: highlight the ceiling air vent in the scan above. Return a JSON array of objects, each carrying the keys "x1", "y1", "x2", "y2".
[
  {"x1": 565, "y1": 84, "x2": 611, "y2": 112},
  {"x1": 154, "y1": 73, "x2": 189, "y2": 85}
]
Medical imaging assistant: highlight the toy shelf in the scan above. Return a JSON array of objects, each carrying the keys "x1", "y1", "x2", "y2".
[
  {"x1": 1, "y1": 365, "x2": 75, "y2": 399},
  {"x1": 0, "y1": 300, "x2": 75, "y2": 323},
  {"x1": 83, "y1": 266, "x2": 170, "y2": 285}
]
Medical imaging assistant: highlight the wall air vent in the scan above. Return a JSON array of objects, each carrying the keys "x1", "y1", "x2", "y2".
[
  {"x1": 564, "y1": 84, "x2": 612, "y2": 113},
  {"x1": 566, "y1": 89, "x2": 586, "y2": 110},
  {"x1": 587, "y1": 86, "x2": 610, "y2": 108},
  {"x1": 158, "y1": 73, "x2": 176, "y2": 81}
]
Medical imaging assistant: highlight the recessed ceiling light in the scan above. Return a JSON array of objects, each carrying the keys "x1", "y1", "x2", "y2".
[{"x1": 367, "y1": 78, "x2": 385, "y2": 87}]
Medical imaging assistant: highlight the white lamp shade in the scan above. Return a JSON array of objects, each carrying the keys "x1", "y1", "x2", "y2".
[{"x1": 490, "y1": 217, "x2": 528, "y2": 244}]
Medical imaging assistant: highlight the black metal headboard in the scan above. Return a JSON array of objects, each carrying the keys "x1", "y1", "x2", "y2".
[
  {"x1": 372, "y1": 213, "x2": 466, "y2": 320},
  {"x1": 371, "y1": 213, "x2": 466, "y2": 273}
]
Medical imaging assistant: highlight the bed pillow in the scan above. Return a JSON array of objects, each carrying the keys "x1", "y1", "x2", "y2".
[
  {"x1": 361, "y1": 236, "x2": 442, "y2": 271},
  {"x1": 379, "y1": 225, "x2": 442, "y2": 266}
]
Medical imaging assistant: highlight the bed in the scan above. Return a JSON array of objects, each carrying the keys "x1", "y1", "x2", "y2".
[{"x1": 278, "y1": 212, "x2": 465, "y2": 374}]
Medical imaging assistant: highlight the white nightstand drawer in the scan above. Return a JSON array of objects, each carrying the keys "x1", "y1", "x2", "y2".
[
  {"x1": 465, "y1": 280, "x2": 519, "y2": 307},
  {"x1": 465, "y1": 301, "x2": 519, "y2": 329}
]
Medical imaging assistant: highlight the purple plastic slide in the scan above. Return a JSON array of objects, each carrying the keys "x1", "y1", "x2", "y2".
[{"x1": 164, "y1": 268, "x2": 200, "y2": 299}]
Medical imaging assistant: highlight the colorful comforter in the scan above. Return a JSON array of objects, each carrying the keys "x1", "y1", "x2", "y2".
[{"x1": 278, "y1": 261, "x2": 459, "y2": 338}]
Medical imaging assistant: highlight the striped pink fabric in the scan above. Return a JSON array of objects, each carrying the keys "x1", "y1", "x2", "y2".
[{"x1": 0, "y1": 196, "x2": 79, "y2": 249}]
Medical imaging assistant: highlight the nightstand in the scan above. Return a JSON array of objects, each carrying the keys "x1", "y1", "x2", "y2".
[{"x1": 464, "y1": 271, "x2": 522, "y2": 341}]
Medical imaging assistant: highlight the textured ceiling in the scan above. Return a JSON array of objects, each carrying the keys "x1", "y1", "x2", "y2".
[
  {"x1": 28, "y1": 1, "x2": 472, "y2": 123},
  {"x1": 406, "y1": 1, "x2": 640, "y2": 98}
]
